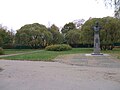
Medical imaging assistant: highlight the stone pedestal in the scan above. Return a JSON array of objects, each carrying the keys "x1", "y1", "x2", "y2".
[{"x1": 93, "y1": 33, "x2": 101, "y2": 55}]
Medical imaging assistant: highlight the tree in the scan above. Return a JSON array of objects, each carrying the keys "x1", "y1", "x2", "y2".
[
  {"x1": 100, "y1": 17, "x2": 120, "y2": 50},
  {"x1": 113, "y1": 0, "x2": 120, "y2": 19},
  {"x1": 97, "y1": 0, "x2": 120, "y2": 19},
  {"x1": 73, "y1": 19, "x2": 85, "y2": 29},
  {"x1": 49, "y1": 24, "x2": 64, "y2": 44},
  {"x1": 61, "y1": 22, "x2": 76, "y2": 34},
  {"x1": 81, "y1": 17, "x2": 120, "y2": 50},
  {"x1": 0, "y1": 25, "x2": 14, "y2": 48},
  {"x1": 81, "y1": 18, "x2": 100, "y2": 45},
  {"x1": 15, "y1": 23, "x2": 53, "y2": 48},
  {"x1": 65, "y1": 30, "x2": 81, "y2": 47}
]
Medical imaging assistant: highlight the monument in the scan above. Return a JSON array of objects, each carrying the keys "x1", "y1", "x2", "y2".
[{"x1": 92, "y1": 22, "x2": 103, "y2": 55}]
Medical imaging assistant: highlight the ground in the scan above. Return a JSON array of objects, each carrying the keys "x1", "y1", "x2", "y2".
[{"x1": 0, "y1": 54, "x2": 120, "y2": 90}]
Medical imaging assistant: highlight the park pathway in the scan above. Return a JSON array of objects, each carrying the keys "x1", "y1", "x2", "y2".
[
  {"x1": 54, "y1": 54, "x2": 120, "y2": 68},
  {"x1": 0, "y1": 50, "x2": 42, "y2": 58},
  {"x1": 0, "y1": 53, "x2": 120, "y2": 90}
]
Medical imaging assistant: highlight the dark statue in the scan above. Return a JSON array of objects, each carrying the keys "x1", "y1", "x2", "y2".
[
  {"x1": 92, "y1": 21, "x2": 103, "y2": 55},
  {"x1": 93, "y1": 22, "x2": 100, "y2": 34}
]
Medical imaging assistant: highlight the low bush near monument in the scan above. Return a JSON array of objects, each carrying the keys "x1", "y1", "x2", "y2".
[
  {"x1": 45, "y1": 44, "x2": 72, "y2": 51},
  {"x1": 0, "y1": 47, "x2": 4, "y2": 55}
]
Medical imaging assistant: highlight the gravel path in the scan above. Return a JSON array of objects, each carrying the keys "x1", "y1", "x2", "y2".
[{"x1": 0, "y1": 54, "x2": 120, "y2": 90}]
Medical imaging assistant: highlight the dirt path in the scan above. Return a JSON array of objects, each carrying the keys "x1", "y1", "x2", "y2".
[
  {"x1": 0, "y1": 50, "x2": 42, "y2": 58},
  {"x1": 0, "y1": 54, "x2": 120, "y2": 90}
]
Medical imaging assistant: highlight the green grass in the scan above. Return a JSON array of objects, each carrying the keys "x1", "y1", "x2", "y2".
[
  {"x1": 0, "y1": 48, "x2": 120, "y2": 61},
  {"x1": 0, "y1": 48, "x2": 92, "y2": 61},
  {"x1": 102, "y1": 48, "x2": 120, "y2": 59}
]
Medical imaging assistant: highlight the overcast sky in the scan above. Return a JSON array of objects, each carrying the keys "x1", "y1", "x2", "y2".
[{"x1": 0, "y1": 0, "x2": 114, "y2": 30}]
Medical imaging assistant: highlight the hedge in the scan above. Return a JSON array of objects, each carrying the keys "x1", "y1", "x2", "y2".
[{"x1": 45, "y1": 44, "x2": 72, "y2": 51}]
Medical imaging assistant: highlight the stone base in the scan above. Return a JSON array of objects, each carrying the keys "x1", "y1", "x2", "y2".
[
  {"x1": 91, "y1": 53, "x2": 103, "y2": 55},
  {"x1": 85, "y1": 53, "x2": 109, "y2": 56}
]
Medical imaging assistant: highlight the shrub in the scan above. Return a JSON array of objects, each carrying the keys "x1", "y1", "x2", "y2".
[
  {"x1": 45, "y1": 44, "x2": 72, "y2": 51},
  {"x1": 0, "y1": 47, "x2": 4, "y2": 55},
  {"x1": 2, "y1": 44, "x2": 16, "y2": 49}
]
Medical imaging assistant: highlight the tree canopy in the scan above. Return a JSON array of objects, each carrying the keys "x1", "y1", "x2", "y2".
[
  {"x1": 15, "y1": 23, "x2": 53, "y2": 48},
  {"x1": 1, "y1": 16, "x2": 120, "y2": 50},
  {"x1": 49, "y1": 24, "x2": 64, "y2": 44},
  {"x1": 98, "y1": 0, "x2": 120, "y2": 19},
  {"x1": 0, "y1": 26, "x2": 14, "y2": 48},
  {"x1": 61, "y1": 22, "x2": 76, "y2": 34},
  {"x1": 65, "y1": 30, "x2": 81, "y2": 46},
  {"x1": 81, "y1": 16, "x2": 120, "y2": 50}
]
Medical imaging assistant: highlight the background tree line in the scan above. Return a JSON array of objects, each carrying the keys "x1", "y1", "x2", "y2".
[
  {"x1": 81, "y1": 17, "x2": 120, "y2": 50},
  {"x1": 0, "y1": 16, "x2": 120, "y2": 50}
]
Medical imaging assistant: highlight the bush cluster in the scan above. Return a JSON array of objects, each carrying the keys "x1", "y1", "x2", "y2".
[
  {"x1": 45, "y1": 44, "x2": 72, "y2": 51},
  {"x1": 0, "y1": 47, "x2": 4, "y2": 55}
]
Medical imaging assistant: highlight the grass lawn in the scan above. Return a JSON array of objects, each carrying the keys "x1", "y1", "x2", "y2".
[
  {"x1": 101, "y1": 48, "x2": 120, "y2": 59},
  {"x1": 0, "y1": 48, "x2": 120, "y2": 61},
  {"x1": 0, "y1": 48, "x2": 92, "y2": 61}
]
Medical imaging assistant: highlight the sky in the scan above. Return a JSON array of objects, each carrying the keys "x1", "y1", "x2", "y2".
[{"x1": 0, "y1": 0, "x2": 114, "y2": 30}]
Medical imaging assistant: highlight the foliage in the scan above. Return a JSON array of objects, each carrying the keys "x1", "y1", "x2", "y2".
[
  {"x1": 61, "y1": 22, "x2": 76, "y2": 34},
  {"x1": 81, "y1": 18, "x2": 100, "y2": 44},
  {"x1": 0, "y1": 47, "x2": 4, "y2": 55},
  {"x1": 15, "y1": 23, "x2": 53, "y2": 48},
  {"x1": 0, "y1": 27, "x2": 7, "y2": 46},
  {"x1": 73, "y1": 19, "x2": 85, "y2": 29},
  {"x1": 114, "y1": 0, "x2": 120, "y2": 19},
  {"x1": 49, "y1": 24, "x2": 64, "y2": 44},
  {"x1": 0, "y1": 26, "x2": 14, "y2": 48},
  {"x1": 65, "y1": 30, "x2": 81, "y2": 46},
  {"x1": 81, "y1": 17, "x2": 120, "y2": 50},
  {"x1": 106, "y1": 0, "x2": 120, "y2": 19},
  {"x1": 45, "y1": 44, "x2": 72, "y2": 51},
  {"x1": 97, "y1": 0, "x2": 120, "y2": 19},
  {"x1": 61, "y1": 22, "x2": 82, "y2": 46},
  {"x1": 100, "y1": 17, "x2": 120, "y2": 50}
]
